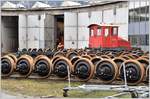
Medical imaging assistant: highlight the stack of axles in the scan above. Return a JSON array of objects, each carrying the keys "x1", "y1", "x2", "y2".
[{"x1": 1, "y1": 48, "x2": 149, "y2": 85}]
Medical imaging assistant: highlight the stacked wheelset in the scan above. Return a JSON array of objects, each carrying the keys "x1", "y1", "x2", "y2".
[{"x1": 1, "y1": 48, "x2": 149, "y2": 85}]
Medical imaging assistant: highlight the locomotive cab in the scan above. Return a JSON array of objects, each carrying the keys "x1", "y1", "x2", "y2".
[{"x1": 88, "y1": 24, "x2": 131, "y2": 49}]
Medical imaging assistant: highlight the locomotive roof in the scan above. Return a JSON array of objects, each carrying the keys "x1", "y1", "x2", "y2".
[{"x1": 88, "y1": 24, "x2": 119, "y2": 28}]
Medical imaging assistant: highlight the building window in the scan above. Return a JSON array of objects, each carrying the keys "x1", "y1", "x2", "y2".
[
  {"x1": 129, "y1": 34, "x2": 149, "y2": 46},
  {"x1": 146, "y1": 34, "x2": 149, "y2": 45}
]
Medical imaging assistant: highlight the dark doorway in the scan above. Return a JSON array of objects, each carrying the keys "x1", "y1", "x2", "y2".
[
  {"x1": 1, "y1": 16, "x2": 19, "y2": 53},
  {"x1": 54, "y1": 15, "x2": 64, "y2": 48}
]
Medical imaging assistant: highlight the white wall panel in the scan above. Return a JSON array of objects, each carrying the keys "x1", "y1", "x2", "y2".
[
  {"x1": 78, "y1": 41, "x2": 89, "y2": 48},
  {"x1": 19, "y1": 14, "x2": 45, "y2": 49},
  {"x1": 65, "y1": 13, "x2": 77, "y2": 26},
  {"x1": 78, "y1": 12, "x2": 89, "y2": 26},
  {"x1": 44, "y1": 14, "x2": 54, "y2": 49},
  {"x1": 64, "y1": 12, "x2": 77, "y2": 48},
  {"x1": 78, "y1": 12, "x2": 90, "y2": 48},
  {"x1": 103, "y1": 9, "x2": 114, "y2": 23},
  {"x1": 78, "y1": 27, "x2": 89, "y2": 40},
  {"x1": 19, "y1": 15, "x2": 27, "y2": 49},
  {"x1": 116, "y1": 7, "x2": 128, "y2": 40},
  {"x1": 65, "y1": 41, "x2": 77, "y2": 49},
  {"x1": 90, "y1": 11, "x2": 102, "y2": 24},
  {"x1": 118, "y1": 24, "x2": 128, "y2": 40},
  {"x1": 116, "y1": 8, "x2": 128, "y2": 23},
  {"x1": 65, "y1": 27, "x2": 77, "y2": 40}
]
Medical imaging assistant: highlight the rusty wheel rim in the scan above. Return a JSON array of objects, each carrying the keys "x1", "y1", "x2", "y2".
[
  {"x1": 74, "y1": 58, "x2": 95, "y2": 82},
  {"x1": 95, "y1": 59, "x2": 118, "y2": 84},
  {"x1": 53, "y1": 51, "x2": 65, "y2": 57},
  {"x1": 7, "y1": 54, "x2": 17, "y2": 69},
  {"x1": 119, "y1": 60, "x2": 145, "y2": 85},
  {"x1": 16, "y1": 55, "x2": 34, "y2": 77},
  {"x1": 1, "y1": 56, "x2": 15, "y2": 77},
  {"x1": 146, "y1": 67, "x2": 149, "y2": 82},
  {"x1": 137, "y1": 57, "x2": 149, "y2": 69},
  {"x1": 52, "y1": 57, "x2": 73, "y2": 79},
  {"x1": 100, "y1": 55, "x2": 111, "y2": 59},
  {"x1": 66, "y1": 51, "x2": 79, "y2": 60},
  {"x1": 70, "y1": 56, "x2": 81, "y2": 66},
  {"x1": 91, "y1": 56, "x2": 102, "y2": 66},
  {"x1": 81, "y1": 55, "x2": 92, "y2": 60},
  {"x1": 120, "y1": 55, "x2": 131, "y2": 60},
  {"x1": 34, "y1": 55, "x2": 52, "y2": 78}
]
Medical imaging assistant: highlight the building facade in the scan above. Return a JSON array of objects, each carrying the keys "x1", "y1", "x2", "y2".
[
  {"x1": 1, "y1": 1, "x2": 149, "y2": 53},
  {"x1": 128, "y1": 0, "x2": 149, "y2": 51}
]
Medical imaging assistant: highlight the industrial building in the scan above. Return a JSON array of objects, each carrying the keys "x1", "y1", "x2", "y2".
[
  {"x1": 1, "y1": 0, "x2": 149, "y2": 53},
  {"x1": 1, "y1": 1, "x2": 149, "y2": 98}
]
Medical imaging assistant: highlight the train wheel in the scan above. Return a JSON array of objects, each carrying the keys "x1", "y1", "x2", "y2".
[
  {"x1": 119, "y1": 60, "x2": 145, "y2": 85},
  {"x1": 70, "y1": 56, "x2": 81, "y2": 65},
  {"x1": 107, "y1": 54, "x2": 115, "y2": 59},
  {"x1": 137, "y1": 57, "x2": 149, "y2": 69},
  {"x1": 140, "y1": 55, "x2": 149, "y2": 60},
  {"x1": 127, "y1": 54, "x2": 137, "y2": 59},
  {"x1": 137, "y1": 57, "x2": 149, "y2": 83},
  {"x1": 132, "y1": 54, "x2": 140, "y2": 58},
  {"x1": 120, "y1": 52, "x2": 129, "y2": 56},
  {"x1": 16, "y1": 55, "x2": 34, "y2": 77},
  {"x1": 81, "y1": 55, "x2": 92, "y2": 60},
  {"x1": 96, "y1": 52, "x2": 103, "y2": 56},
  {"x1": 113, "y1": 57, "x2": 126, "y2": 80},
  {"x1": 7, "y1": 54, "x2": 17, "y2": 64},
  {"x1": 95, "y1": 59, "x2": 118, "y2": 84},
  {"x1": 22, "y1": 48, "x2": 28, "y2": 54},
  {"x1": 34, "y1": 55, "x2": 45, "y2": 63},
  {"x1": 120, "y1": 55, "x2": 131, "y2": 60},
  {"x1": 113, "y1": 57, "x2": 126, "y2": 70},
  {"x1": 101, "y1": 55, "x2": 111, "y2": 59},
  {"x1": 7, "y1": 54, "x2": 17, "y2": 70},
  {"x1": 37, "y1": 48, "x2": 44, "y2": 55},
  {"x1": 91, "y1": 57, "x2": 102, "y2": 66},
  {"x1": 146, "y1": 67, "x2": 149, "y2": 83},
  {"x1": 66, "y1": 51, "x2": 78, "y2": 60},
  {"x1": 34, "y1": 55, "x2": 52, "y2": 78},
  {"x1": 53, "y1": 51, "x2": 65, "y2": 57},
  {"x1": 44, "y1": 49, "x2": 54, "y2": 59},
  {"x1": 53, "y1": 57, "x2": 73, "y2": 79},
  {"x1": 74, "y1": 58, "x2": 94, "y2": 81},
  {"x1": 1, "y1": 56, "x2": 15, "y2": 77},
  {"x1": 51, "y1": 55, "x2": 62, "y2": 64},
  {"x1": 29, "y1": 48, "x2": 38, "y2": 58}
]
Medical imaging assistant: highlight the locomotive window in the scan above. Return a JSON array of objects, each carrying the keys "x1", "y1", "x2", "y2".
[
  {"x1": 105, "y1": 28, "x2": 109, "y2": 37},
  {"x1": 90, "y1": 29, "x2": 94, "y2": 37},
  {"x1": 97, "y1": 28, "x2": 101, "y2": 36},
  {"x1": 113, "y1": 27, "x2": 118, "y2": 35}
]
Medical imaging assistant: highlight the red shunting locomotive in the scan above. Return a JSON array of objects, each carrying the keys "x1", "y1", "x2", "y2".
[{"x1": 88, "y1": 23, "x2": 131, "y2": 49}]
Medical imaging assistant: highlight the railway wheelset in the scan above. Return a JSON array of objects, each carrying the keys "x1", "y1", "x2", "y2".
[{"x1": 1, "y1": 48, "x2": 149, "y2": 86}]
